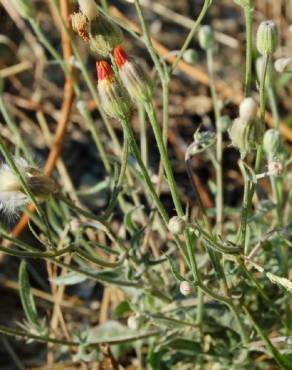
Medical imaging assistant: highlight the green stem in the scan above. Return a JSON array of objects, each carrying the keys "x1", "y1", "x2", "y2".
[
  {"x1": 171, "y1": 0, "x2": 212, "y2": 74},
  {"x1": 243, "y1": 4, "x2": 254, "y2": 97}
]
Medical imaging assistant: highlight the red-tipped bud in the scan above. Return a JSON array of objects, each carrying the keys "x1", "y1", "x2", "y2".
[
  {"x1": 96, "y1": 60, "x2": 113, "y2": 81},
  {"x1": 113, "y1": 46, "x2": 153, "y2": 103},
  {"x1": 97, "y1": 61, "x2": 132, "y2": 120}
]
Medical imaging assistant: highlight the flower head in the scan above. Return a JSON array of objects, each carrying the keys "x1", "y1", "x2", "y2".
[
  {"x1": 90, "y1": 15, "x2": 123, "y2": 57},
  {"x1": 0, "y1": 158, "x2": 56, "y2": 217},
  {"x1": 113, "y1": 46, "x2": 153, "y2": 103},
  {"x1": 97, "y1": 61, "x2": 132, "y2": 120},
  {"x1": 71, "y1": 12, "x2": 90, "y2": 42}
]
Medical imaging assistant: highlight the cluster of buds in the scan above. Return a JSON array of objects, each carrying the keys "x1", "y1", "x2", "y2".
[
  {"x1": 0, "y1": 158, "x2": 56, "y2": 217},
  {"x1": 96, "y1": 45, "x2": 153, "y2": 119},
  {"x1": 228, "y1": 97, "x2": 258, "y2": 158}
]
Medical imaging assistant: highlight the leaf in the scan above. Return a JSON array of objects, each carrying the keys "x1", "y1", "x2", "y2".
[
  {"x1": 166, "y1": 255, "x2": 185, "y2": 282},
  {"x1": 50, "y1": 271, "x2": 88, "y2": 286},
  {"x1": 113, "y1": 301, "x2": 131, "y2": 319},
  {"x1": 124, "y1": 206, "x2": 143, "y2": 233},
  {"x1": 18, "y1": 261, "x2": 39, "y2": 328}
]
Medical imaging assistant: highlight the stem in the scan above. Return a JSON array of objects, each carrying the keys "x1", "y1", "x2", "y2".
[
  {"x1": 206, "y1": 48, "x2": 223, "y2": 233},
  {"x1": 171, "y1": 0, "x2": 212, "y2": 74},
  {"x1": 243, "y1": 4, "x2": 254, "y2": 97}
]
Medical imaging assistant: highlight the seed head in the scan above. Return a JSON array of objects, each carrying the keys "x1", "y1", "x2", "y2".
[
  {"x1": 0, "y1": 158, "x2": 56, "y2": 217},
  {"x1": 180, "y1": 281, "x2": 192, "y2": 296},
  {"x1": 97, "y1": 60, "x2": 132, "y2": 120},
  {"x1": 77, "y1": 0, "x2": 99, "y2": 21},
  {"x1": 256, "y1": 20, "x2": 278, "y2": 55},
  {"x1": 113, "y1": 46, "x2": 153, "y2": 103},
  {"x1": 239, "y1": 97, "x2": 257, "y2": 122},
  {"x1": 168, "y1": 216, "x2": 185, "y2": 235},
  {"x1": 198, "y1": 25, "x2": 214, "y2": 50},
  {"x1": 71, "y1": 12, "x2": 90, "y2": 42},
  {"x1": 90, "y1": 15, "x2": 123, "y2": 57}
]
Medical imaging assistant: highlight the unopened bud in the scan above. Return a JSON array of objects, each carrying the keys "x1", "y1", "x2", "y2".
[
  {"x1": 256, "y1": 20, "x2": 278, "y2": 55},
  {"x1": 263, "y1": 129, "x2": 281, "y2": 158},
  {"x1": 183, "y1": 49, "x2": 198, "y2": 64},
  {"x1": 228, "y1": 118, "x2": 250, "y2": 158},
  {"x1": 71, "y1": 12, "x2": 90, "y2": 42},
  {"x1": 274, "y1": 57, "x2": 292, "y2": 73},
  {"x1": 218, "y1": 115, "x2": 232, "y2": 133},
  {"x1": 12, "y1": 0, "x2": 35, "y2": 19},
  {"x1": 97, "y1": 61, "x2": 132, "y2": 120},
  {"x1": 113, "y1": 46, "x2": 153, "y2": 103},
  {"x1": 198, "y1": 25, "x2": 214, "y2": 50},
  {"x1": 77, "y1": 0, "x2": 99, "y2": 21},
  {"x1": 168, "y1": 216, "x2": 185, "y2": 235},
  {"x1": 90, "y1": 15, "x2": 123, "y2": 57},
  {"x1": 268, "y1": 160, "x2": 283, "y2": 176},
  {"x1": 180, "y1": 281, "x2": 192, "y2": 296},
  {"x1": 127, "y1": 315, "x2": 141, "y2": 330},
  {"x1": 239, "y1": 97, "x2": 257, "y2": 122},
  {"x1": 256, "y1": 56, "x2": 272, "y2": 87}
]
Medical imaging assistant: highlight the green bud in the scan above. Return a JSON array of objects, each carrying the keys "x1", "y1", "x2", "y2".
[
  {"x1": 90, "y1": 15, "x2": 123, "y2": 57},
  {"x1": 256, "y1": 56, "x2": 273, "y2": 87},
  {"x1": 256, "y1": 20, "x2": 278, "y2": 55},
  {"x1": 198, "y1": 25, "x2": 214, "y2": 50},
  {"x1": 228, "y1": 118, "x2": 250, "y2": 158},
  {"x1": 263, "y1": 129, "x2": 281, "y2": 159},
  {"x1": 12, "y1": 0, "x2": 35, "y2": 19},
  {"x1": 183, "y1": 49, "x2": 198, "y2": 64}
]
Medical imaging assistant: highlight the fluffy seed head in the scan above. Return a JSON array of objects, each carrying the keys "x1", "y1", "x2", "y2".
[
  {"x1": 113, "y1": 46, "x2": 153, "y2": 103},
  {"x1": 90, "y1": 15, "x2": 123, "y2": 57},
  {"x1": 0, "y1": 158, "x2": 56, "y2": 217},
  {"x1": 77, "y1": 0, "x2": 99, "y2": 21},
  {"x1": 71, "y1": 12, "x2": 90, "y2": 42},
  {"x1": 180, "y1": 281, "x2": 192, "y2": 296},
  {"x1": 97, "y1": 61, "x2": 132, "y2": 120},
  {"x1": 168, "y1": 216, "x2": 185, "y2": 235},
  {"x1": 198, "y1": 25, "x2": 214, "y2": 50},
  {"x1": 239, "y1": 97, "x2": 257, "y2": 122},
  {"x1": 256, "y1": 20, "x2": 278, "y2": 55},
  {"x1": 268, "y1": 160, "x2": 283, "y2": 177}
]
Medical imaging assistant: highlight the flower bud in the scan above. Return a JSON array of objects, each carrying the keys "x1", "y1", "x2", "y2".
[
  {"x1": 198, "y1": 25, "x2": 214, "y2": 50},
  {"x1": 180, "y1": 281, "x2": 192, "y2": 296},
  {"x1": 183, "y1": 49, "x2": 198, "y2": 64},
  {"x1": 168, "y1": 216, "x2": 185, "y2": 235},
  {"x1": 239, "y1": 97, "x2": 257, "y2": 122},
  {"x1": 0, "y1": 158, "x2": 56, "y2": 216},
  {"x1": 12, "y1": 0, "x2": 35, "y2": 19},
  {"x1": 268, "y1": 160, "x2": 283, "y2": 177},
  {"x1": 113, "y1": 46, "x2": 153, "y2": 103},
  {"x1": 274, "y1": 57, "x2": 292, "y2": 73},
  {"x1": 90, "y1": 15, "x2": 123, "y2": 57},
  {"x1": 77, "y1": 0, "x2": 99, "y2": 21},
  {"x1": 218, "y1": 115, "x2": 232, "y2": 133},
  {"x1": 97, "y1": 61, "x2": 132, "y2": 120},
  {"x1": 256, "y1": 21, "x2": 278, "y2": 55},
  {"x1": 127, "y1": 314, "x2": 142, "y2": 330},
  {"x1": 71, "y1": 12, "x2": 90, "y2": 42},
  {"x1": 263, "y1": 129, "x2": 281, "y2": 158},
  {"x1": 228, "y1": 118, "x2": 250, "y2": 158},
  {"x1": 256, "y1": 56, "x2": 272, "y2": 87}
]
